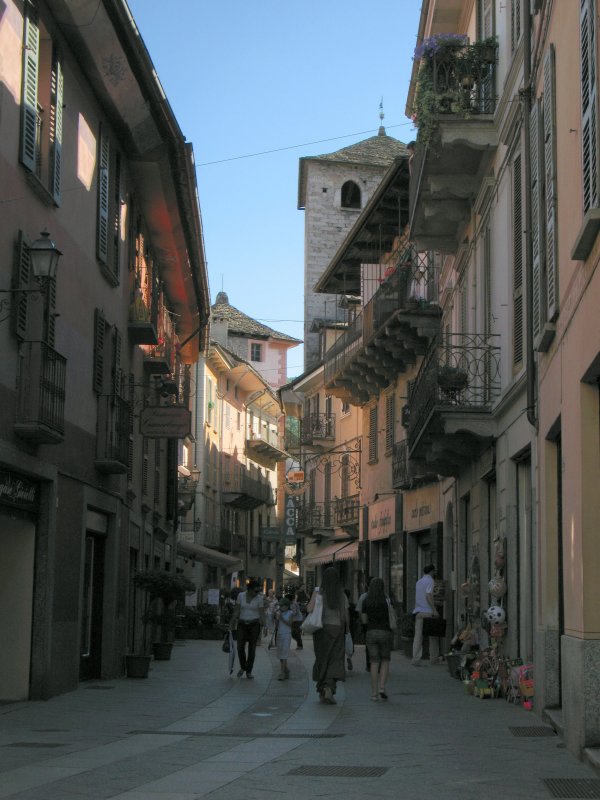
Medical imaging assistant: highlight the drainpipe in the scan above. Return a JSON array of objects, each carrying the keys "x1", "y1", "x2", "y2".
[{"x1": 522, "y1": 0, "x2": 537, "y2": 428}]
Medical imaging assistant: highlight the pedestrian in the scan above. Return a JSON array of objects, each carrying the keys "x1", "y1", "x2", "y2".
[
  {"x1": 344, "y1": 589, "x2": 357, "y2": 670},
  {"x1": 264, "y1": 588, "x2": 277, "y2": 640},
  {"x1": 275, "y1": 596, "x2": 293, "y2": 680},
  {"x1": 229, "y1": 580, "x2": 265, "y2": 679},
  {"x1": 356, "y1": 576, "x2": 373, "y2": 671},
  {"x1": 360, "y1": 577, "x2": 393, "y2": 701},
  {"x1": 307, "y1": 566, "x2": 349, "y2": 704},
  {"x1": 288, "y1": 592, "x2": 304, "y2": 649},
  {"x1": 412, "y1": 564, "x2": 439, "y2": 666}
]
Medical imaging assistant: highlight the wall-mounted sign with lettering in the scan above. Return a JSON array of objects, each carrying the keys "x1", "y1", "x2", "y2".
[
  {"x1": 403, "y1": 483, "x2": 441, "y2": 532},
  {"x1": 368, "y1": 496, "x2": 396, "y2": 541},
  {"x1": 284, "y1": 495, "x2": 298, "y2": 543},
  {"x1": 140, "y1": 406, "x2": 191, "y2": 439},
  {"x1": 0, "y1": 470, "x2": 38, "y2": 512}
]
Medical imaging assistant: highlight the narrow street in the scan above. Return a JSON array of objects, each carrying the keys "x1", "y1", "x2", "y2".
[{"x1": 0, "y1": 638, "x2": 596, "y2": 800}]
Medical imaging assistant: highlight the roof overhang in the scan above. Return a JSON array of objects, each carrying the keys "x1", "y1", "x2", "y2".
[
  {"x1": 314, "y1": 157, "x2": 410, "y2": 296},
  {"x1": 177, "y1": 541, "x2": 243, "y2": 572}
]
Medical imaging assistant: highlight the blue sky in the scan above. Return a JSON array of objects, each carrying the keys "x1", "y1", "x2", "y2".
[{"x1": 127, "y1": 0, "x2": 421, "y2": 378}]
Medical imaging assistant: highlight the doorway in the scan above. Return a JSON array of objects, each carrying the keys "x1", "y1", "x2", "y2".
[{"x1": 79, "y1": 533, "x2": 106, "y2": 680}]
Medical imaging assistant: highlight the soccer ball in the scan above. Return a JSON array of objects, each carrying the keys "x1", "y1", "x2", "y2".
[{"x1": 485, "y1": 605, "x2": 506, "y2": 624}]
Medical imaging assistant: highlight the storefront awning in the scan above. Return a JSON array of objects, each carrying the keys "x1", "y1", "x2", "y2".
[
  {"x1": 177, "y1": 541, "x2": 243, "y2": 573},
  {"x1": 302, "y1": 541, "x2": 358, "y2": 566}
]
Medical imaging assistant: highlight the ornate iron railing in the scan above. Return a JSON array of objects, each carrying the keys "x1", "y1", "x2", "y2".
[
  {"x1": 15, "y1": 341, "x2": 66, "y2": 439},
  {"x1": 296, "y1": 501, "x2": 335, "y2": 531},
  {"x1": 407, "y1": 333, "x2": 501, "y2": 451},
  {"x1": 301, "y1": 412, "x2": 336, "y2": 444},
  {"x1": 323, "y1": 312, "x2": 363, "y2": 386},
  {"x1": 430, "y1": 43, "x2": 497, "y2": 117},
  {"x1": 334, "y1": 494, "x2": 360, "y2": 526}
]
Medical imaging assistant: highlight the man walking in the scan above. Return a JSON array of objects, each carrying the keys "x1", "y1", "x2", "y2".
[
  {"x1": 229, "y1": 580, "x2": 265, "y2": 679},
  {"x1": 412, "y1": 564, "x2": 439, "y2": 666}
]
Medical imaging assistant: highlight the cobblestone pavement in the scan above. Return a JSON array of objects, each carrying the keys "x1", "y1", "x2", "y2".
[{"x1": 0, "y1": 637, "x2": 596, "y2": 799}]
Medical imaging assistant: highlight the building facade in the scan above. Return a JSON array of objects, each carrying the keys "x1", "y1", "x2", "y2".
[{"x1": 0, "y1": 0, "x2": 209, "y2": 699}]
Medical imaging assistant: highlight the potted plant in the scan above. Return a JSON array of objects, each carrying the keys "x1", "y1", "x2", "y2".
[
  {"x1": 197, "y1": 603, "x2": 227, "y2": 640},
  {"x1": 131, "y1": 570, "x2": 196, "y2": 666}
]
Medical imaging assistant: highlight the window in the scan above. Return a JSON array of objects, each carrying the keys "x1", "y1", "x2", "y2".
[
  {"x1": 512, "y1": 155, "x2": 524, "y2": 367},
  {"x1": 341, "y1": 180, "x2": 361, "y2": 209},
  {"x1": 385, "y1": 393, "x2": 395, "y2": 453},
  {"x1": 368, "y1": 405, "x2": 378, "y2": 463},
  {"x1": 250, "y1": 343, "x2": 262, "y2": 362},
  {"x1": 511, "y1": 0, "x2": 521, "y2": 53},
  {"x1": 341, "y1": 400, "x2": 350, "y2": 415},
  {"x1": 581, "y1": 0, "x2": 599, "y2": 212},
  {"x1": 93, "y1": 308, "x2": 123, "y2": 395},
  {"x1": 97, "y1": 125, "x2": 122, "y2": 282},
  {"x1": 20, "y1": 3, "x2": 64, "y2": 204}
]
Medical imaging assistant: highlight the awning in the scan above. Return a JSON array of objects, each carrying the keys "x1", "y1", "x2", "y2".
[
  {"x1": 177, "y1": 541, "x2": 243, "y2": 573},
  {"x1": 302, "y1": 541, "x2": 358, "y2": 566}
]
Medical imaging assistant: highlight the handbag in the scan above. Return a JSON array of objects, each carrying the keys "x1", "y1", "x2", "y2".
[
  {"x1": 301, "y1": 588, "x2": 323, "y2": 634},
  {"x1": 344, "y1": 631, "x2": 354, "y2": 656},
  {"x1": 222, "y1": 632, "x2": 231, "y2": 653},
  {"x1": 387, "y1": 599, "x2": 398, "y2": 631},
  {"x1": 423, "y1": 616, "x2": 447, "y2": 637}
]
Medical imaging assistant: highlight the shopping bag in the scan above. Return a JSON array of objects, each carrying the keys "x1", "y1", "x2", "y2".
[
  {"x1": 344, "y1": 631, "x2": 354, "y2": 656},
  {"x1": 301, "y1": 589, "x2": 323, "y2": 634}
]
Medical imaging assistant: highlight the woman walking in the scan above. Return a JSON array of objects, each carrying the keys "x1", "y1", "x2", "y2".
[
  {"x1": 360, "y1": 577, "x2": 393, "y2": 701},
  {"x1": 306, "y1": 567, "x2": 349, "y2": 704}
]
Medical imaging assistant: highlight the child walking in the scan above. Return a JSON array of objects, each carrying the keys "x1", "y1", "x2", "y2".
[{"x1": 276, "y1": 596, "x2": 293, "y2": 680}]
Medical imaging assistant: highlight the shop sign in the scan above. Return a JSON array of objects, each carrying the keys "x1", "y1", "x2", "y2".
[
  {"x1": 0, "y1": 470, "x2": 38, "y2": 512},
  {"x1": 284, "y1": 495, "x2": 298, "y2": 543},
  {"x1": 403, "y1": 483, "x2": 440, "y2": 532},
  {"x1": 369, "y1": 496, "x2": 395, "y2": 541},
  {"x1": 140, "y1": 406, "x2": 191, "y2": 438},
  {"x1": 261, "y1": 526, "x2": 282, "y2": 542}
]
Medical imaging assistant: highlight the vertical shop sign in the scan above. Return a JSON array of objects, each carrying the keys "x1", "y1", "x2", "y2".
[{"x1": 285, "y1": 495, "x2": 297, "y2": 544}]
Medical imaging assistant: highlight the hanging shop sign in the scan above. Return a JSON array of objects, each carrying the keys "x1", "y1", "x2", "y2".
[
  {"x1": 284, "y1": 495, "x2": 298, "y2": 543},
  {"x1": 368, "y1": 496, "x2": 396, "y2": 541},
  {"x1": 403, "y1": 483, "x2": 441, "y2": 532},
  {"x1": 261, "y1": 527, "x2": 282, "y2": 542},
  {"x1": 0, "y1": 470, "x2": 38, "y2": 512},
  {"x1": 140, "y1": 405, "x2": 191, "y2": 438}
]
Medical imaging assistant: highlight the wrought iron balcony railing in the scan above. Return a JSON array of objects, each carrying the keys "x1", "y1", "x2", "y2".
[
  {"x1": 323, "y1": 312, "x2": 363, "y2": 387},
  {"x1": 407, "y1": 333, "x2": 501, "y2": 452},
  {"x1": 296, "y1": 501, "x2": 335, "y2": 532},
  {"x1": 14, "y1": 341, "x2": 66, "y2": 443},
  {"x1": 95, "y1": 394, "x2": 130, "y2": 473},
  {"x1": 301, "y1": 412, "x2": 336, "y2": 445},
  {"x1": 392, "y1": 440, "x2": 438, "y2": 489},
  {"x1": 334, "y1": 494, "x2": 360, "y2": 527}
]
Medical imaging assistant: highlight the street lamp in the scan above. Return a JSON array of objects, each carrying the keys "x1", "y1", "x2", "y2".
[{"x1": 27, "y1": 230, "x2": 62, "y2": 279}]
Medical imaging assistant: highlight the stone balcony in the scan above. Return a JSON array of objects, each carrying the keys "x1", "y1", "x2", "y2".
[{"x1": 406, "y1": 333, "x2": 500, "y2": 475}]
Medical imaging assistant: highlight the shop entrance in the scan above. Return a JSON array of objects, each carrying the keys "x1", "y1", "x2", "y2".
[
  {"x1": 0, "y1": 513, "x2": 35, "y2": 700},
  {"x1": 79, "y1": 533, "x2": 106, "y2": 680}
]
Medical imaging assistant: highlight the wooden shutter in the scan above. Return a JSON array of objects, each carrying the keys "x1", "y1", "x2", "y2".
[
  {"x1": 530, "y1": 99, "x2": 543, "y2": 342},
  {"x1": 368, "y1": 406, "x2": 378, "y2": 463},
  {"x1": 543, "y1": 45, "x2": 558, "y2": 321},
  {"x1": 111, "y1": 152, "x2": 121, "y2": 278},
  {"x1": 97, "y1": 126, "x2": 110, "y2": 264},
  {"x1": 112, "y1": 326, "x2": 122, "y2": 396},
  {"x1": 93, "y1": 308, "x2": 106, "y2": 394},
  {"x1": 513, "y1": 155, "x2": 524, "y2": 366},
  {"x1": 581, "y1": 0, "x2": 599, "y2": 212},
  {"x1": 46, "y1": 277, "x2": 57, "y2": 348},
  {"x1": 50, "y1": 51, "x2": 63, "y2": 204},
  {"x1": 385, "y1": 393, "x2": 395, "y2": 452},
  {"x1": 13, "y1": 231, "x2": 31, "y2": 340},
  {"x1": 20, "y1": 11, "x2": 39, "y2": 172}
]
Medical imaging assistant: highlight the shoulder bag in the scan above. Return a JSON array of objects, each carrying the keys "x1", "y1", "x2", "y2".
[
  {"x1": 387, "y1": 598, "x2": 398, "y2": 631},
  {"x1": 301, "y1": 588, "x2": 323, "y2": 634}
]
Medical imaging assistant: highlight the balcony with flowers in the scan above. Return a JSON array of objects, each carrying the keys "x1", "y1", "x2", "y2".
[
  {"x1": 143, "y1": 300, "x2": 176, "y2": 375},
  {"x1": 408, "y1": 34, "x2": 499, "y2": 253}
]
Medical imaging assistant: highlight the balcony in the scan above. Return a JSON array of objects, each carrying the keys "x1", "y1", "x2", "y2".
[
  {"x1": 392, "y1": 439, "x2": 438, "y2": 490},
  {"x1": 324, "y1": 246, "x2": 441, "y2": 405},
  {"x1": 14, "y1": 341, "x2": 66, "y2": 444},
  {"x1": 143, "y1": 339, "x2": 173, "y2": 375},
  {"x1": 95, "y1": 394, "x2": 130, "y2": 473},
  {"x1": 230, "y1": 533, "x2": 246, "y2": 552},
  {"x1": 245, "y1": 428, "x2": 290, "y2": 470},
  {"x1": 407, "y1": 333, "x2": 500, "y2": 476},
  {"x1": 128, "y1": 299, "x2": 158, "y2": 346},
  {"x1": 223, "y1": 470, "x2": 275, "y2": 510},
  {"x1": 334, "y1": 494, "x2": 360, "y2": 533},
  {"x1": 296, "y1": 501, "x2": 335, "y2": 536},
  {"x1": 300, "y1": 412, "x2": 336, "y2": 447},
  {"x1": 409, "y1": 41, "x2": 498, "y2": 253}
]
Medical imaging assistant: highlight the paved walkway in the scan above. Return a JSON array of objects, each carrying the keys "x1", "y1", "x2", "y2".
[{"x1": 0, "y1": 637, "x2": 596, "y2": 799}]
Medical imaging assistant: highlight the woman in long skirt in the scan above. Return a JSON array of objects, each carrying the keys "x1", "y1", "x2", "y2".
[{"x1": 306, "y1": 567, "x2": 349, "y2": 704}]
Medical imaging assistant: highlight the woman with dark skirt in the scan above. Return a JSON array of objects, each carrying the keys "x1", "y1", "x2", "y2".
[{"x1": 306, "y1": 567, "x2": 349, "y2": 704}]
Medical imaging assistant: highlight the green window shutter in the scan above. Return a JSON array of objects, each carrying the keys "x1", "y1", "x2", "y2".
[
  {"x1": 50, "y1": 52, "x2": 64, "y2": 205},
  {"x1": 46, "y1": 277, "x2": 57, "y2": 348},
  {"x1": 513, "y1": 155, "x2": 524, "y2": 366},
  {"x1": 543, "y1": 45, "x2": 558, "y2": 322},
  {"x1": 20, "y1": 11, "x2": 39, "y2": 172},
  {"x1": 530, "y1": 99, "x2": 543, "y2": 343},
  {"x1": 13, "y1": 231, "x2": 31, "y2": 340},
  {"x1": 385, "y1": 393, "x2": 395, "y2": 452},
  {"x1": 368, "y1": 406, "x2": 378, "y2": 463},
  {"x1": 112, "y1": 326, "x2": 122, "y2": 396},
  {"x1": 581, "y1": 0, "x2": 599, "y2": 212},
  {"x1": 97, "y1": 126, "x2": 110, "y2": 264},
  {"x1": 93, "y1": 308, "x2": 106, "y2": 394}
]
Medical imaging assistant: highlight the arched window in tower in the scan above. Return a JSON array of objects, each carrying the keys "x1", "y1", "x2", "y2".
[{"x1": 341, "y1": 180, "x2": 361, "y2": 209}]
